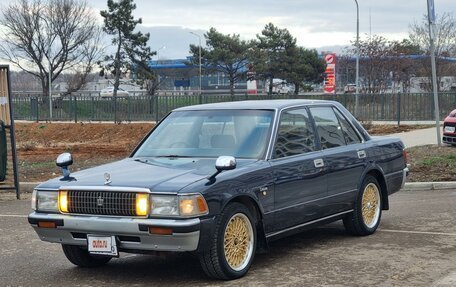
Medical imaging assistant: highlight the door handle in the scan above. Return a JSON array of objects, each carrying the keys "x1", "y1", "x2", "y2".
[
  {"x1": 314, "y1": 158, "x2": 324, "y2": 168},
  {"x1": 357, "y1": 150, "x2": 366, "y2": 159}
]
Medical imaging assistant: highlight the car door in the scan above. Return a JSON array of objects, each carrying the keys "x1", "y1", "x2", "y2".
[
  {"x1": 270, "y1": 107, "x2": 327, "y2": 231},
  {"x1": 308, "y1": 106, "x2": 366, "y2": 215}
]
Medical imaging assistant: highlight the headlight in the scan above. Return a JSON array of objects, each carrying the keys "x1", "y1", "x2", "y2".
[
  {"x1": 58, "y1": 191, "x2": 69, "y2": 213},
  {"x1": 151, "y1": 195, "x2": 179, "y2": 216},
  {"x1": 136, "y1": 193, "x2": 150, "y2": 216},
  {"x1": 150, "y1": 194, "x2": 208, "y2": 217},
  {"x1": 35, "y1": 191, "x2": 58, "y2": 212}
]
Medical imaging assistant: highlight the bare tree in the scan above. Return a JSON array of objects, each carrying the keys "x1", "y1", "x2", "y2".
[
  {"x1": 0, "y1": 0, "x2": 101, "y2": 95},
  {"x1": 350, "y1": 35, "x2": 392, "y2": 93},
  {"x1": 388, "y1": 39, "x2": 421, "y2": 93},
  {"x1": 60, "y1": 28, "x2": 105, "y2": 95},
  {"x1": 409, "y1": 13, "x2": 456, "y2": 91}
]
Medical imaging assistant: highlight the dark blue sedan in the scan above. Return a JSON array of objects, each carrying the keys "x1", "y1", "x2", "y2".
[{"x1": 29, "y1": 100, "x2": 408, "y2": 280}]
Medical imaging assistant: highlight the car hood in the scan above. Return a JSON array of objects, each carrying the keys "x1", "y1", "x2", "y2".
[{"x1": 36, "y1": 157, "x2": 257, "y2": 192}]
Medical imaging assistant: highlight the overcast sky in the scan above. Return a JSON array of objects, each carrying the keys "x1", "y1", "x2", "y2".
[{"x1": 2, "y1": 0, "x2": 456, "y2": 59}]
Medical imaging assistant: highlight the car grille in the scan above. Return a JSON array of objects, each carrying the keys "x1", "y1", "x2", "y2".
[
  {"x1": 445, "y1": 122, "x2": 456, "y2": 128},
  {"x1": 67, "y1": 191, "x2": 137, "y2": 216}
]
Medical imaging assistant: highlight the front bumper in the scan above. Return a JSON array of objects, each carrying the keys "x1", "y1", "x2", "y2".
[
  {"x1": 28, "y1": 212, "x2": 205, "y2": 252},
  {"x1": 443, "y1": 134, "x2": 456, "y2": 144}
]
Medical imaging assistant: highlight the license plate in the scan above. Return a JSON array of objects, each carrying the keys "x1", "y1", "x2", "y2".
[
  {"x1": 87, "y1": 235, "x2": 118, "y2": 256},
  {"x1": 445, "y1": 126, "x2": 455, "y2": 133}
]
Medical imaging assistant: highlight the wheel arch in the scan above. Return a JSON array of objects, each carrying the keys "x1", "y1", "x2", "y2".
[
  {"x1": 225, "y1": 195, "x2": 269, "y2": 253},
  {"x1": 365, "y1": 169, "x2": 389, "y2": 210}
]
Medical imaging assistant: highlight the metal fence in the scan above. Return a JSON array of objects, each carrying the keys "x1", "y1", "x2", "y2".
[{"x1": 11, "y1": 92, "x2": 456, "y2": 123}]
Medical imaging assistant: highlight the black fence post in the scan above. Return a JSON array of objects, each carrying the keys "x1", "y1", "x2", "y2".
[
  {"x1": 113, "y1": 96, "x2": 117, "y2": 124},
  {"x1": 381, "y1": 94, "x2": 385, "y2": 120},
  {"x1": 91, "y1": 97, "x2": 95, "y2": 121},
  {"x1": 154, "y1": 95, "x2": 159, "y2": 122},
  {"x1": 127, "y1": 96, "x2": 131, "y2": 122},
  {"x1": 397, "y1": 92, "x2": 401, "y2": 125}
]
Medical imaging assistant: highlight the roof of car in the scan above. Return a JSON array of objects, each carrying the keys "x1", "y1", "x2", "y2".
[{"x1": 173, "y1": 99, "x2": 337, "y2": 111}]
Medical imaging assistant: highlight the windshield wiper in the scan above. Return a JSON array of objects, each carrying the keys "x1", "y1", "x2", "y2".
[
  {"x1": 134, "y1": 158, "x2": 150, "y2": 164},
  {"x1": 155, "y1": 155, "x2": 192, "y2": 158}
]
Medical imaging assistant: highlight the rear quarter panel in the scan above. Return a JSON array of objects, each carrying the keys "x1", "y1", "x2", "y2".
[{"x1": 365, "y1": 136, "x2": 405, "y2": 195}]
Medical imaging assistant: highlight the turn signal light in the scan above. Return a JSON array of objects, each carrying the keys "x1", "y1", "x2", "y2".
[
  {"x1": 136, "y1": 193, "x2": 150, "y2": 216},
  {"x1": 179, "y1": 194, "x2": 209, "y2": 216},
  {"x1": 149, "y1": 227, "x2": 173, "y2": 235},
  {"x1": 58, "y1": 191, "x2": 69, "y2": 213},
  {"x1": 38, "y1": 221, "x2": 56, "y2": 228}
]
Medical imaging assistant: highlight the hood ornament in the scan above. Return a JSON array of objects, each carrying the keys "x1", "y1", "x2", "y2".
[{"x1": 104, "y1": 173, "x2": 112, "y2": 185}]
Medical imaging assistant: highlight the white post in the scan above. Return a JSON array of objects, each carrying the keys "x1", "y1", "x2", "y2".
[{"x1": 354, "y1": 0, "x2": 360, "y2": 117}]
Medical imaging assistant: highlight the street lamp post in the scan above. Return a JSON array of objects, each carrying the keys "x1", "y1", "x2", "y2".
[
  {"x1": 354, "y1": 0, "x2": 360, "y2": 117},
  {"x1": 156, "y1": 46, "x2": 166, "y2": 89},
  {"x1": 190, "y1": 32, "x2": 202, "y2": 95},
  {"x1": 157, "y1": 45, "x2": 166, "y2": 63}
]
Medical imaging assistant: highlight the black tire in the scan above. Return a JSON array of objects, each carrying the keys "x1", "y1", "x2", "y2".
[
  {"x1": 198, "y1": 203, "x2": 257, "y2": 280},
  {"x1": 343, "y1": 175, "x2": 383, "y2": 236},
  {"x1": 62, "y1": 244, "x2": 112, "y2": 267}
]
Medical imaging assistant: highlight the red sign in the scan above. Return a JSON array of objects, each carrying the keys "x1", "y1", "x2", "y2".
[{"x1": 323, "y1": 53, "x2": 336, "y2": 94}]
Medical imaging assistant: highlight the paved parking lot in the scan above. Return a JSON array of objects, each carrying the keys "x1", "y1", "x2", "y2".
[{"x1": 0, "y1": 189, "x2": 455, "y2": 287}]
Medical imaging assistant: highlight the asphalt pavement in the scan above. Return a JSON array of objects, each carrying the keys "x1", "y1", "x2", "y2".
[{"x1": 0, "y1": 189, "x2": 455, "y2": 287}]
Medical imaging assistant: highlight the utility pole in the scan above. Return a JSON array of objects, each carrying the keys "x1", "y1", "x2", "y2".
[{"x1": 427, "y1": 0, "x2": 442, "y2": 146}]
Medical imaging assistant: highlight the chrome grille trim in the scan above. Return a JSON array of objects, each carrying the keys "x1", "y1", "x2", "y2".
[{"x1": 67, "y1": 190, "x2": 137, "y2": 216}]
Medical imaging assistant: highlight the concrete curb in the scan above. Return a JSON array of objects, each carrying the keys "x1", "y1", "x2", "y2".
[
  {"x1": 402, "y1": 182, "x2": 456, "y2": 191},
  {"x1": 11, "y1": 181, "x2": 456, "y2": 194}
]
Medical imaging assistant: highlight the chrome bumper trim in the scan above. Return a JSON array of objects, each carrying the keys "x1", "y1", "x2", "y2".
[
  {"x1": 29, "y1": 212, "x2": 200, "y2": 252},
  {"x1": 401, "y1": 165, "x2": 409, "y2": 189}
]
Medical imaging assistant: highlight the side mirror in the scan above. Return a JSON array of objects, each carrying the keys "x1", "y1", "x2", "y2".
[
  {"x1": 56, "y1": 153, "x2": 73, "y2": 167},
  {"x1": 215, "y1": 156, "x2": 236, "y2": 171},
  {"x1": 208, "y1": 156, "x2": 236, "y2": 181},
  {"x1": 56, "y1": 153, "x2": 73, "y2": 180}
]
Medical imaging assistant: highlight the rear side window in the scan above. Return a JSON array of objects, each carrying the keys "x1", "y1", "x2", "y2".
[
  {"x1": 274, "y1": 108, "x2": 316, "y2": 158},
  {"x1": 333, "y1": 108, "x2": 361, "y2": 145},
  {"x1": 309, "y1": 107, "x2": 345, "y2": 149}
]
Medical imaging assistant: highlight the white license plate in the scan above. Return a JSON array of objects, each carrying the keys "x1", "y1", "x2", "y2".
[
  {"x1": 445, "y1": 126, "x2": 455, "y2": 133},
  {"x1": 87, "y1": 235, "x2": 118, "y2": 256}
]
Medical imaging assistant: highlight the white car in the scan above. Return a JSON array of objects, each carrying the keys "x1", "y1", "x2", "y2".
[{"x1": 99, "y1": 87, "x2": 130, "y2": 97}]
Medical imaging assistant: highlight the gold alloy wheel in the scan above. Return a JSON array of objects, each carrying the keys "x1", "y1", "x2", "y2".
[
  {"x1": 361, "y1": 183, "x2": 381, "y2": 228},
  {"x1": 223, "y1": 213, "x2": 254, "y2": 271}
]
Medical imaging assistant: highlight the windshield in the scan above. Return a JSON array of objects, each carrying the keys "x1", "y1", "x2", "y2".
[{"x1": 134, "y1": 109, "x2": 274, "y2": 159}]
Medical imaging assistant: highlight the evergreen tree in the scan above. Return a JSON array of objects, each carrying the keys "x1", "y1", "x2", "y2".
[
  {"x1": 100, "y1": 0, "x2": 155, "y2": 97},
  {"x1": 190, "y1": 28, "x2": 251, "y2": 96}
]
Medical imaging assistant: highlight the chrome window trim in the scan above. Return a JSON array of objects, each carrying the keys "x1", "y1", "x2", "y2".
[
  {"x1": 331, "y1": 105, "x2": 365, "y2": 144},
  {"x1": 266, "y1": 102, "x2": 322, "y2": 160}
]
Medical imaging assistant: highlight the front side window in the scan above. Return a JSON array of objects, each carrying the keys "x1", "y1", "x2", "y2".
[
  {"x1": 274, "y1": 108, "x2": 316, "y2": 158},
  {"x1": 134, "y1": 109, "x2": 274, "y2": 159},
  {"x1": 309, "y1": 107, "x2": 345, "y2": 149}
]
